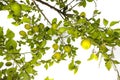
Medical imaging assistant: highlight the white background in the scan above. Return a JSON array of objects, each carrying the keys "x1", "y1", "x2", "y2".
[{"x1": 0, "y1": 0, "x2": 120, "y2": 80}]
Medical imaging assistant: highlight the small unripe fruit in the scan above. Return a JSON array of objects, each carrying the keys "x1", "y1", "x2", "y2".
[
  {"x1": 33, "y1": 26, "x2": 39, "y2": 32},
  {"x1": 5, "y1": 62, "x2": 12, "y2": 66},
  {"x1": 27, "y1": 31, "x2": 33, "y2": 35},
  {"x1": 53, "y1": 52, "x2": 61, "y2": 60},
  {"x1": 52, "y1": 43, "x2": 58, "y2": 50},
  {"x1": 19, "y1": 30, "x2": 27, "y2": 37},
  {"x1": 24, "y1": 24, "x2": 31, "y2": 30},
  {"x1": 80, "y1": 12, "x2": 86, "y2": 17},
  {"x1": 64, "y1": 45, "x2": 71, "y2": 53}
]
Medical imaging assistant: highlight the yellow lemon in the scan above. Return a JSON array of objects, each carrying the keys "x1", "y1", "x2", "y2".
[
  {"x1": 81, "y1": 39, "x2": 91, "y2": 50},
  {"x1": 64, "y1": 45, "x2": 71, "y2": 53},
  {"x1": 53, "y1": 52, "x2": 61, "y2": 60},
  {"x1": 19, "y1": 30, "x2": 27, "y2": 37},
  {"x1": 52, "y1": 43, "x2": 58, "y2": 50},
  {"x1": 24, "y1": 24, "x2": 31, "y2": 30},
  {"x1": 33, "y1": 26, "x2": 39, "y2": 32}
]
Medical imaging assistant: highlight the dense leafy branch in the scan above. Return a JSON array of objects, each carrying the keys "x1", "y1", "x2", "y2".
[{"x1": 0, "y1": 0, "x2": 120, "y2": 80}]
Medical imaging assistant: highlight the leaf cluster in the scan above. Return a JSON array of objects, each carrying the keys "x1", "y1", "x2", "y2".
[{"x1": 0, "y1": 0, "x2": 120, "y2": 80}]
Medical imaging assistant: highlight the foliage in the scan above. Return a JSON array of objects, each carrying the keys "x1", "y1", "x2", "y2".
[{"x1": 0, "y1": 0, "x2": 120, "y2": 80}]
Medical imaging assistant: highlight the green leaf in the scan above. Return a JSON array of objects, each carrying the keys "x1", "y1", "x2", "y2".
[
  {"x1": 93, "y1": 10, "x2": 101, "y2": 15},
  {"x1": 21, "y1": 4, "x2": 31, "y2": 11},
  {"x1": 12, "y1": 22, "x2": 19, "y2": 26},
  {"x1": 79, "y1": 0, "x2": 86, "y2": 7},
  {"x1": 74, "y1": 67, "x2": 78, "y2": 74},
  {"x1": 68, "y1": 60, "x2": 75, "y2": 70},
  {"x1": 44, "y1": 76, "x2": 54, "y2": 80},
  {"x1": 0, "y1": 62, "x2": 4, "y2": 68},
  {"x1": 73, "y1": 10, "x2": 79, "y2": 14},
  {"x1": 6, "y1": 39, "x2": 17, "y2": 50},
  {"x1": 52, "y1": 18, "x2": 57, "y2": 24},
  {"x1": 103, "y1": 18, "x2": 108, "y2": 26},
  {"x1": 100, "y1": 45, "x2": 108, "y2": 53},
  {"x1": 102, "y1": 53, "x2": 109, "y2": 59},
  {"x1": 88, "y1": 53, "x2": 98, "y2": 61},
  {"x1": 7, "y1": 13, "x2": 13, "y2": 18},
  {"x1": 21, "y1": 16, "x2": 30, "y2": 23},
  {"x1": 44, "y1": 63, "x2": 48, "y2": 70},
  {"x1": 26, "y1": 0, "x2": 30, "y2": 4},
  {"x1": 67, "y1": 37, "x2": 71, "y2": 43},
  {"x1": 0, "y1": 71, "x2": 2, "y2": 78},
  {"x1": 110, "y1": 21, "x2": 119, "y2": 27},
  {"x1": 26, "y1": 66, "x2": 36, "y2": 74},
  {"x1": 7, "y1": 68, "x2": 16, "y2": 75},
  {"x1": 87, "y1": 0, "x2": 93, "y2": 2},
  {"x1": 40, "y1": 40, "x2": 47, "y2": 48},
  {"x1": 20, "y1": 72, "x2": 30, "y2": 80},
  {"x1": 5, "y1": 62, "x2": 12, "y2": 66},
  {"x1": 11, "y1": 2, "x2": 21, "y2": 16},
  {"x1": 114, "y1": 29, "x2": 120, "y2": 34},
  {"x1": 113, "y1": 60, "x2": 120, "y2": 64},
  {"x1": 6, "y1": 29, "x2": 15, "y2": 39},
  {"x1": 75, "y1": 60, "x2": 81, "y2": 64},
  {"x1": 7, "y1": 75, "x2": 12, "y2": 80},
  {"x1": 57, "y1": 21, "x2": 62, "y2": 26},
  {"x1": 58, "y1": 27, "x2": 67, "y2": 33},
  {"x1": 49, "y1": 61, "x2": 54, "y2": 67},
  {"x1": 0, "y1": 27, "x2": 3, "y2": 37},
  {"x1": 105, "y1": 60, "x2": 112, "y2": 70}
]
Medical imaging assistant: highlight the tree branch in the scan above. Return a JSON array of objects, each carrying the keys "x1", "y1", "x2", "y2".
[
  {"x1": 35, "y1": 0, "x2": 75, "y2": 19},
  {"x1": 36, "y1": 0, "x2": 67, "y2": 19},
  {"x1": 67, "y1": 0, "x2": 75, "y2": 6},
  {"x1": 68, "y1": 2, "x2": 79, "y2": 11},
  {"x1": 36, "y1": 0, "x2": 61, "y2": 13},
  {"x1": 32, "y1": 0, "x2": 52, "y2": 25}
]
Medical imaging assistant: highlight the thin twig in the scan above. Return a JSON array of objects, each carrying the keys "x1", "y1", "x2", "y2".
[
  {"x1": 98, "y1": 53, "x2": 102, "y2": 67},
  {"x1": 36, "y1": 0, "x2": 61, "y2": 13},
  {"x1": 113, "y1": 62, "x2": 120, "y2": 78},
  {"x1": 11, "y1": 55, "x2": 31, "y2": 79},
  {"x1": 68, "y1": 2, "x2": 79, "y2": 11},
  {"x1": 67, "y1": 0, "x2": 75, "y2": 6},
  {"x1": 32, "y1": 0, "x2": 51, "y2": 25},
  {"x1": 36, "y1": 0, "x2": 66, "y2": 19},
  {"x1": 93, "y1": 0, "x2": 97, "y2": 10}
]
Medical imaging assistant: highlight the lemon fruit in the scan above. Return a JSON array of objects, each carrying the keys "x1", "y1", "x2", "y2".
[
  {"x1": 64, "y1": 45, "x2": 71, "y2": 53},
  {"x1": 53, "y1": 52, "x2": 61, "y2": 60},
  {"x1": 24, "y1": 24, "x2": 31, "y2": 30},
  {"x1": 19, "y1": 30, "x2": 27, "y2": 37},
  {"x1": 52, "y1": 43, "x2": 58, "y2": 50},
  {"x1": 81, "y1": 39, "x2": 91, "y2": 50},
  {"x1": 27, "y1": 31, "x2": 33, "y2": 35},
  {"x1": 33, "y1": 26, "x2": 39, "y2": 32},
  {"x1": 80, "y1": 12, "x2": 86, "y2": 18},
  {"x1": 11, "y1": 3, "x2": 21, "y2": 16}
]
